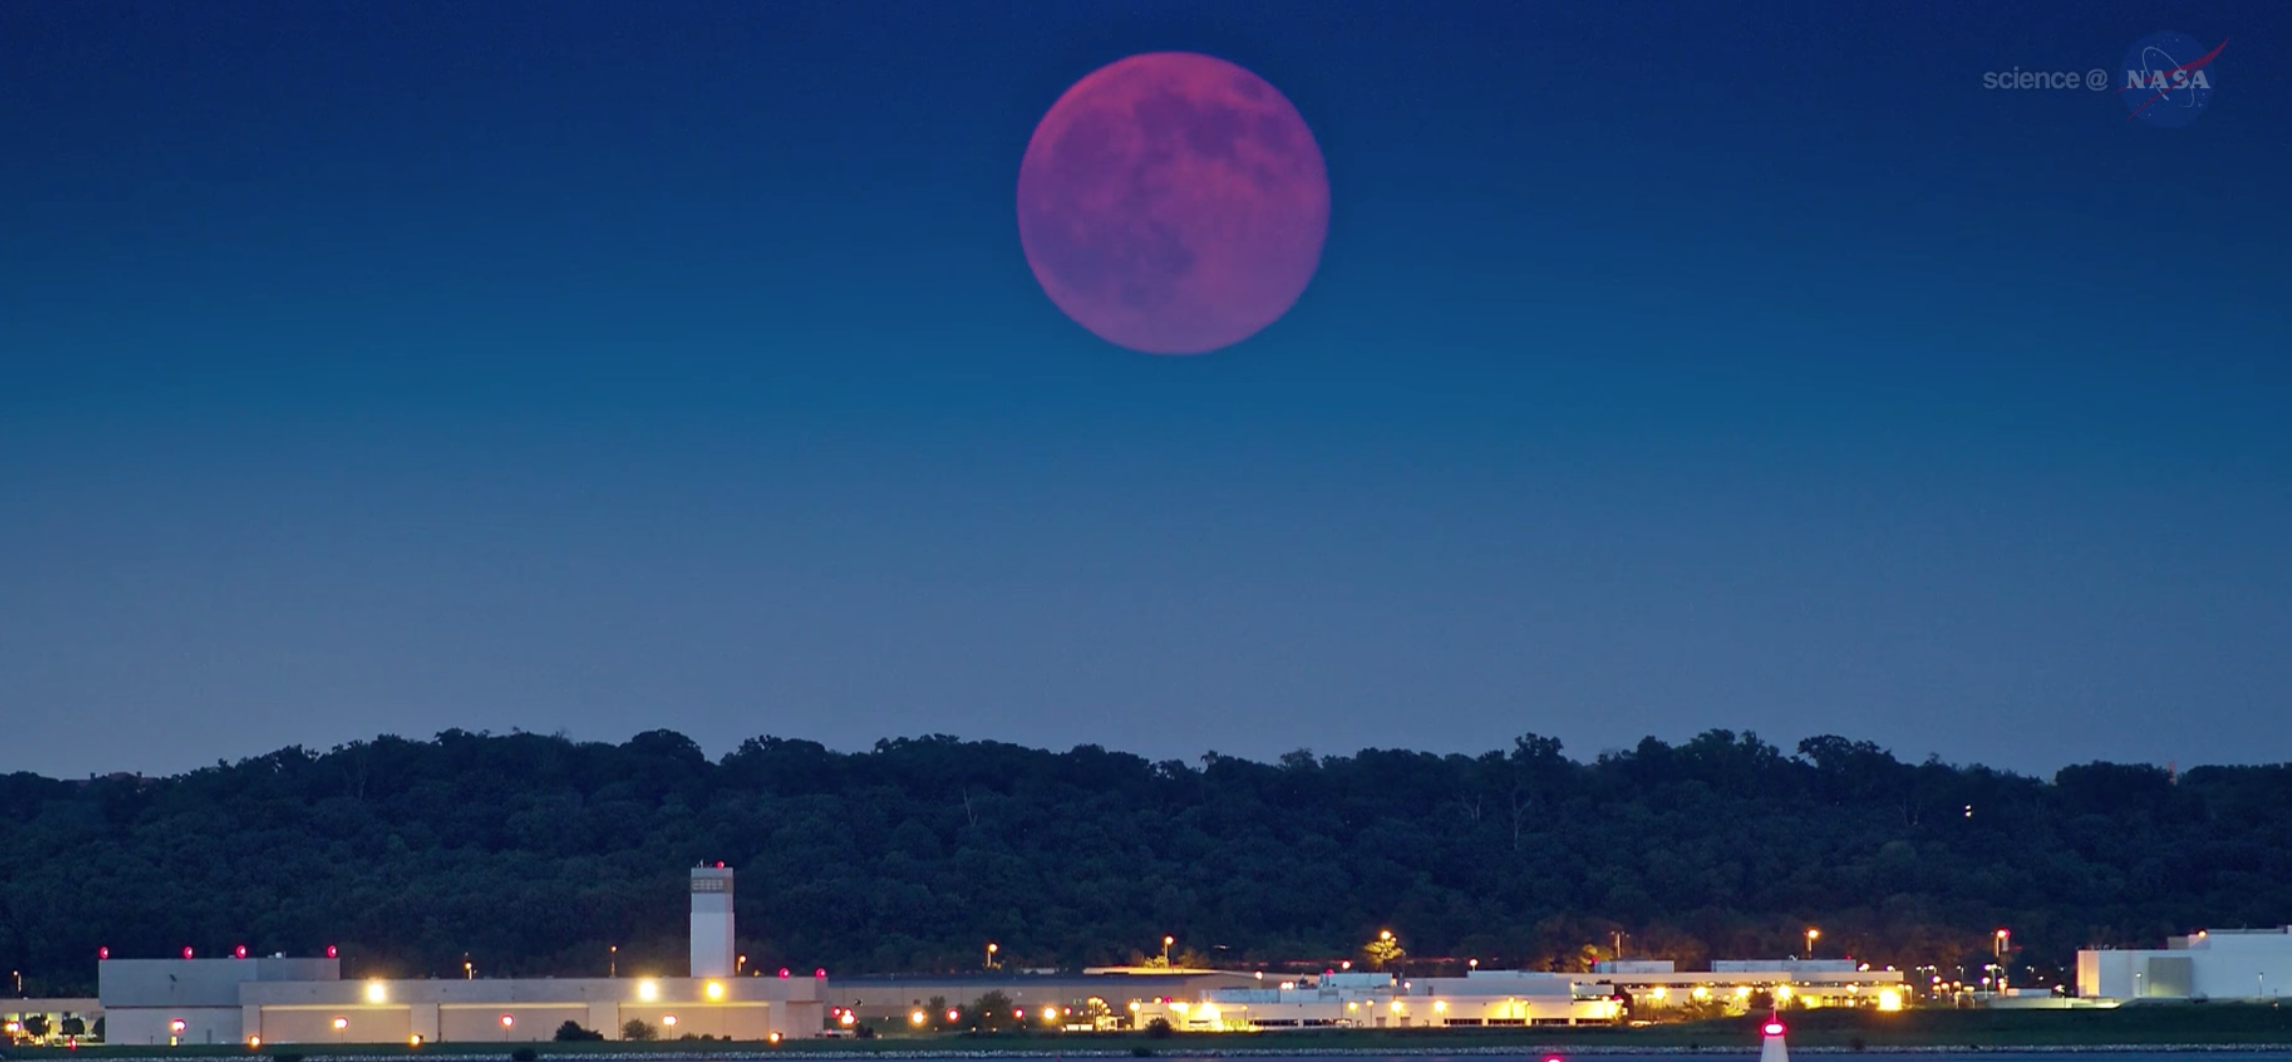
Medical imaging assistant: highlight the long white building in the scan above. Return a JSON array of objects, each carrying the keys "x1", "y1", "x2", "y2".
[
  {"x1": 98, "y1": 866, "x2": 826, "y2": 1045},
  {"x1": 2078, "y1": 926, "x2": 2292, "y2": 1001}
]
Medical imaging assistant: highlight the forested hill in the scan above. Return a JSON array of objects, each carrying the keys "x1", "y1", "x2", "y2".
[{"x1": 2, "y1": 729, "x2": 2287, "y2": 995}]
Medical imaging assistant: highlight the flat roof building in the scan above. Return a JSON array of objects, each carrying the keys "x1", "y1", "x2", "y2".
[{"x1": 2079, "y1": 926, "x2": 2292, "y2": 1002}]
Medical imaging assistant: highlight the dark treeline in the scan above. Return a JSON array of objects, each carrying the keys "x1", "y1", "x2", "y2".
[{"x1": 1, "y1": 729, "x2": 2287, "y2": 996}]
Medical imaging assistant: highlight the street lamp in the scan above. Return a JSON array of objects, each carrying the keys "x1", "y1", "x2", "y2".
[
  {"x1": 463, "y1": 959, "x2": 473, "y2": 980},
  {"x1": 1805, "y1": 928, "x2": 1820, "y2": 958},
  {"x1": 609, "y1": 945, "x2": 617, "y2": 978},
  {"x1": 985, "y1": 943, "x2": 999, "y2": 970},
  {"x1": 1162, "y1": 936, "x2": 1174, "y2": 966}
]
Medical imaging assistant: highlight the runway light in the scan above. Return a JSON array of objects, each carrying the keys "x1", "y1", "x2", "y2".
[
  {"x1": 1765, "y1": 1022, "x2": 1786, "y2": 1037},
  {"x1": 946, "y1": 1009, "x2": 960, "y2": 1022},
  {"x1": 366, "y1": 980, "x2": 388, "y2": 1004},
  {"x1": 638, "y1": 979, "x2": 660, "y2": 1001},
  {"x1": 706, "y1": 980, "x2": 726, "y2": 1000}
]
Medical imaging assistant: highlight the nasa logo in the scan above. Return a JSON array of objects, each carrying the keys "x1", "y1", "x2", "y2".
[{"x1": 2117, "y1": 31, "x2": 2225, "y2": 128}]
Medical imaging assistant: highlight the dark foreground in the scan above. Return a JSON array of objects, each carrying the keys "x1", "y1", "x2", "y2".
[{"x1": 10, "y1": 1005, "x2": 2292, "y2": 1059}]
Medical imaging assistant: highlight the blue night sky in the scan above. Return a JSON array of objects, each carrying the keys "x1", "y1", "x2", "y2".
[{"x1": 4, "y1": 0, "x2": 2288, "y2": 779}]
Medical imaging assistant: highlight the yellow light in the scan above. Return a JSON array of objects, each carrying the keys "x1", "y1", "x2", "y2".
[
  {"x1": 1041, "y1": 1006, "x2": 1058, "y2": 1022},
  {"x1": 638, "y1": 979, "x2": 660, "y2": 1002},
  {"x1": 1775, "y1": 985, "x2": 1793, "y2": 1000},
  {"x1": 910, "y1": 1010, "x2": 926, "y2": 1026},
  {"x1": 247, "y1": 1036, "x2": 262, "y2": 1048},
  {"x1": 1127, "y1": 1002, "x2": 1139, "y2": 1011},
  {"x1": 332, "y1": 1017, "x2": 349, "y2": 1031},
  {"x1": 1170, "y1": 1001, "x2": 1189, "y2": 1013},
  {"x1": 1389, "y1": 999, "x2": 1404, "y2": 1013},
  {"x1": 1692, "y1": 986, "x2": 1710, "y2": 1000},
  {"x1": 663, "y1": 1016, "x2": 677, "y2": 1027},
  {"x1": 410, "y1": 1035, "x2": 424, "y2": 1047},
  {"x1": 1380, "y1": 929, "x2": 1393, "y2": 941},
  {"x1": 768, "y1": 1032, "x2": 782, "y2": 1045},
  {"x1": 365, "y1": 980, "x2": 388, "y2": 1004},
  {"x1": 1433, "y1": 1000, "x2": 1448, "y2": 1013},
  {"x1": 499, "y1": 1015, "x2": 514, "y2": 1029},
  {"x1": 1877, "y1": 989, "x2": 1903, "y2": 1012},
  {"x1": 1651, "y1": 987, "x2": 1667, "y2": 1000},
  {"x1": 1198, "y1": 1003, "x2": 1220, "y2": 1023},
  {"x1": 839, "y1": 1011, "x2": 856, "y2": 1027},
  {"x1": 1735, "y1": 986, "x2": 1752, "y2": 998},
  {"x1": 705, "y1": 980, "x2": 726, "y2": 1001}
]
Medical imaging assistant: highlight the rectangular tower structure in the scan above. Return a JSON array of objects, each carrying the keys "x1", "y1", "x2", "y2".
[{"x1": 690, "y1": 864, "x2": 736, "y2": 979}]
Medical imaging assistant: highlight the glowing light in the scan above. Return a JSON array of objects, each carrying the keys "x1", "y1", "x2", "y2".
[
  {"x1": 327, "y1": 945, "x2": 339, "y2": 959},
  {"x1": 638, "y1": 979, "x2": 660, "y2": 1001},
  {"x1": 499, "y1": 1015, "x2": 514, "y2": 1029},
  {"x1": 1434, "y1": 1000, "x2": 1448, "y2": 1013},
  {"x1": 777, "y1": 967, "x2": 790, "y2": 979},
  {"x1": 234, "y1": 945, "x2": 248, "y2": 960},
  {"x1": 1170, "y1": 1001, "x2": 1189, "y2": 1014},
  {"x1": 98, "y1": 947, "x2": 110, "y2": 960},
  {"x1": 183, "y1": 947, "x2": 195, "y2": 959},
  {"x1": 1692, "y1": 986, "x2": 1711, "y2": 1000},
  {"x1": 947, "y1": 1009, "x2": 961, "y2": 1022},
  {"x1": 332, "y1": 1018, "x2": 349, "y2": 1031},
  {"x1": 1774, "y1": 985, "x2": 1793, "y2": 1000},
  {"x1": 1877, "y1": 989, "x2": 1903, "y2": 1012},
  {"x1": 410, "y1": 1035, "x2": 424, "y2": 1047},
  {"x1": 662, "y1": 1016, "x2": 678, "y2": 1027},
  {"x1": 1764, "y1": 1022, "x2": 1786, "y2": 1037},
  {"x1": 247, "y1": 1037, "x2": 262, "y2": 1048},
  {"x1": 1041, "y1": 1006, "x2": 1058, "y2": 1022},
  {"x1": 1651, "y1": 987, "x2": 1667, "y2": 1000},
  {"x1": 1198, "y1": 1003, "x2": 1221, "y2": 1023},
  {"x1": 1735, "y1": 986, "x2": 1753, "y2": 998},
  {"x1": 1126, "y1": 1002, "x2": 1139, "y2": 1012},
  {"x1": 365, "y1": 981, "x2": 388, "y2": 1004},
  {"x1": 838, "y1": 1011, "x2": 856, "y2": 1027},
  {"x1": 910, "y1": 1010, "x2": 927, "y2": 1026},
  {"x1": 1389, "y1": 999, "x2": 1404, "y2": 1013},
  {"x1": 815, "y1": 967, "x2": 828, "y2": 978},
  {"x1": 767, "y1": 1032, "x2": 782, "y2": 1045},
  {"x1": 705, "y1": 980, "x2": 726, "y2": 1001},
  {"x1": 170, "y1": 1020, "x2": 187, "y2": 1034}
]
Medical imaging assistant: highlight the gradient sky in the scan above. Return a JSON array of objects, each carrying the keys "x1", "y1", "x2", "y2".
[{"x1": 4, "y1": 0, "x2": 2288, "y2": 780}]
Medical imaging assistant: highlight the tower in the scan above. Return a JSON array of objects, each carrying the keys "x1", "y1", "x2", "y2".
[{"x1": 690, "y1": 864, "x2": 735, "y2": 979}]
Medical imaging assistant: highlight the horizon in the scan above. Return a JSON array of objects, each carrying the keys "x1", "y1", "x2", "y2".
[{"x1": 17, "y1": 724, "x2": 2276, "y2": 785}]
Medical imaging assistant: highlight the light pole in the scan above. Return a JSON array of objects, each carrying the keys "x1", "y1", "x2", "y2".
[
  {"x1": 610, "y1": 945, "x2": 617, "y2": 978},
  {"x1": 1161, "y1": 936, "x2": 1174, "y2": 966},
  {"x1": 463, "y1": 958, "x2": 473, "y2": 981},
  {"x1": 1805, "y1": 928, "x2": 1819, "y2": 959},
  {"x1": 985, "y1": 943, "x2": 999, "y2": 970}
]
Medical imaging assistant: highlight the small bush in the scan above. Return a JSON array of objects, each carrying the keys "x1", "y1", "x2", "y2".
[
  {"x1": 553, "y1": 1021, "x2": 602, "y2": 1042},
  {"x1": 1144, "y1": 1018, "x2": 1173, "y2": 1040},
  {"x1": 621, "y1": 1019, "x2": 656, "y2": 1042}
]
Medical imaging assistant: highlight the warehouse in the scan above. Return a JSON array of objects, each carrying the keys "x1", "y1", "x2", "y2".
[
  {"x1": 96, "y1": 865, "x2": 826, "y2": 1045},
  {"x1": 2079, "y1": 926, "x2": 2291, "y2": 1001}
]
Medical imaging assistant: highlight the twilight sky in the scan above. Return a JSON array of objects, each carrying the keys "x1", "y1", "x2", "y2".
[{"x1": 4, "y1": 0, "x2": 2288, "y2": 780}]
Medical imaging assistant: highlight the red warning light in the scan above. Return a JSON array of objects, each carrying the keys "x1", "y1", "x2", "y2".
[
  {"x1": 814, "y1": 968, "x2": 826, "y2": 978},
  {"x1": 182, "y1": 946, "x2": 195, "y2": 960},
  {"x1": 234, "y1": 945, "x2": 248, "y2": 959},
  {"x1": 1764, "y1": 1022, "x2": 1786, "y2": 1037},
  {"x1": 715, "y1": 861, "x2": 725, "y2": 869},
  {"x1": 326, "y1": 945, "x2": 339, "y2": 958},
  {"x1": 98, "y1": 947, "x2": 110, "y2": 960},
  {"x1": 777, "y1": 967, "x2": 790, "y2": 978}
]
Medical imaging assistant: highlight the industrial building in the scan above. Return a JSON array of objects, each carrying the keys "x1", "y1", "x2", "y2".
[
  {"x1": 1133, "y1": 970, "x2": 1622, "y2": 1031},
  {"x1": 1587, "y1": 959, "x2": 1908, "y2": 1011},
  {"x1": 2078, "y1": 926, "x2": 2292, "y2": 1002},
  {"x1": 96, "y1": 865, "x2": 826, "y2": 1045}
]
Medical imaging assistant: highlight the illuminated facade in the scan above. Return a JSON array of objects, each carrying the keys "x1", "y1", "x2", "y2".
[
  {"x1": 1586, "y1": 959, "x2": 1908, "y2": 1012},
  {"x1": 97, "y1": 866, "x2": 829, "y2": 1045},
  {"x1": 2078, "y1": 926, "x2": 2292, "y2": 1001},
  {"x1": 1133, "y1": 971, "x2": 1622, "y2": 1031}
]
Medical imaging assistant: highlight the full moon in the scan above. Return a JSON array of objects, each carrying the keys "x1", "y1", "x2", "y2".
[{"x1": 1017, "y1": 52, "x2": 1330, "y2": 356}]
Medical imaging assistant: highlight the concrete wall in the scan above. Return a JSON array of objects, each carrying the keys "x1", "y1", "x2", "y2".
[
  {"x1": 99, "y1": 958, "x2": 341, "y2": 1010},
  {"x1": 690, "y1": 867, "x2": 735, "y2": 979},
  {"x1": 234, "y1": 976, "x2": 825, "y2": 1044},
  {"x1": 104, "y1": 1006, "x2": 242, "y2": 1046}
]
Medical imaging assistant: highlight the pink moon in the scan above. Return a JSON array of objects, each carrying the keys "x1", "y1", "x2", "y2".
[{"x1": 1017, "y1": 52, "x2": 1331, "y2": 356}]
